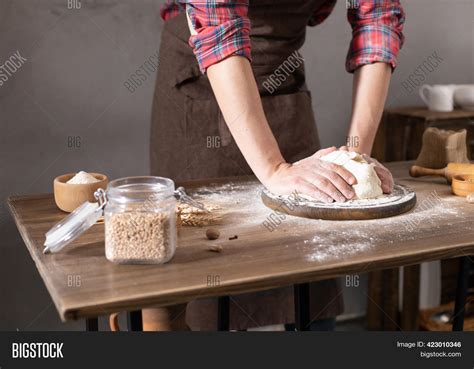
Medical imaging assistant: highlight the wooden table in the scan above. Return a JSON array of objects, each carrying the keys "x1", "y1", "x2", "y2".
[{"x1": 8, "y1": 162, "x2": 474, "y2": 331}]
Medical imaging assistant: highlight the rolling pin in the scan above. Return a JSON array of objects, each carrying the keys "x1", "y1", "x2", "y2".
[{"x1": 409, "y1": 163, "x2": 474, "y2": 183}]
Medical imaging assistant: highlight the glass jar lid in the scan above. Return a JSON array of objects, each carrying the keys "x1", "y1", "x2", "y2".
[{"x1": 43, "y1": 198, "x2": 103, "y2": 254}]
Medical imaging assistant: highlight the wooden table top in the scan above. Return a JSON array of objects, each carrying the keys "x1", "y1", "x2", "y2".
[
  {"x1": 385, "y1": 106, "x2": 474, "y2": 121},
  {"x1": 8, "y1": 162, "x2": 474, "y2": 321}
]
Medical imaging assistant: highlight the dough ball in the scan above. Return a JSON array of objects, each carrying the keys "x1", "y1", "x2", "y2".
[{"x1": 320, "y1": 150, "x2": 383, "y2": 199}]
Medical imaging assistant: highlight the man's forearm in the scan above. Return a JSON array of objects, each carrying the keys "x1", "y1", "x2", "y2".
[
  {"x1": 207, "y1": 56, "x2": 285, "y2": 184},
  {"x1": 347, "y1": 63, "x2": 392, "y2": 155}
]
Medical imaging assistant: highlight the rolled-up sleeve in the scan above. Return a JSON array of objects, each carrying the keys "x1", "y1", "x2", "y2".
[
  {"x1": 346, "y1": 0, "x2": 405, "y2": 73},
  {"x1": 185, "y1": 0, "x2": 251, "y2": 73}
]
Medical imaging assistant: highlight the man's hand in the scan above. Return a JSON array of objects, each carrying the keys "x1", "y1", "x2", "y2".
[
  {"x1": 361, "y1": 154, "x2": 394, "y2": 194},
  {"x1": 264, "y1": 147, "x2": 357, "y2": 203}
]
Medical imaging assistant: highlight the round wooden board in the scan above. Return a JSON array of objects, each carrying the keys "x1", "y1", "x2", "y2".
[{"x1": 261, "y1": 184, "x2": 417, "y2": 220}]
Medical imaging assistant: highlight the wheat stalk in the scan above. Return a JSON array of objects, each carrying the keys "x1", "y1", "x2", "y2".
[{"x1": 177, "y1": 202, "x2": 223, "y2": 227}]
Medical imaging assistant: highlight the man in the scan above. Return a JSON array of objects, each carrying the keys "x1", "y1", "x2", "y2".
[{"x1": 145, "y1": 0, "x2": 405, "y2": 331}]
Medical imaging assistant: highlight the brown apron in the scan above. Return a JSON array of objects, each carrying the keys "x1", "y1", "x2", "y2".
[{"x1": 150, "y1": 0, "x2": 343, "y2": 331}]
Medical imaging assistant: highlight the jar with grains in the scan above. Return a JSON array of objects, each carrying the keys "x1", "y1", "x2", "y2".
[{"x1": 104, "y1": 177, "x2": 177, "y2": 264}]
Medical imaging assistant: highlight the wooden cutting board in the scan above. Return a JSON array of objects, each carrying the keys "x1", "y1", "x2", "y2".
[{"x1": 261, "y1": 184, "x2": 416, "y2": 220}]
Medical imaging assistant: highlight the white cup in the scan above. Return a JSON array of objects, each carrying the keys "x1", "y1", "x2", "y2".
[
  {"x1": 419, "y1": 84, "x2": 454, "y2": 112},
  {"x1": 453, "y1": 85, "x2": 474, "y2": 111}
]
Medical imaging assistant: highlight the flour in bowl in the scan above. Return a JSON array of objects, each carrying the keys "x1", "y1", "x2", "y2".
[{"x1": 67, "y1": 171, "x2": 100, "y2": 184}]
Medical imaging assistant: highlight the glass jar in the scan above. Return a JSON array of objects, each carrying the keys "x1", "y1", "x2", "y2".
[{"x1": 103, "y1": 177, "x2": 177, "y2": 264}]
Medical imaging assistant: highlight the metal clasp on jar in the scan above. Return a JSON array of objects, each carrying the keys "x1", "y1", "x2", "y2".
[{"x1": 94, "y1": 188, "x2": 108, "y2": 211}]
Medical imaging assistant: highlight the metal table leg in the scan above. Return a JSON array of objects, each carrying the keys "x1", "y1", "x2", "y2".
[
  {"x1": 294, "y1": 283, "x2": 310, "y2": 331},
  {"x1": 217, "y1": 296, "x2": 230, "y2": 331},
  {"x1": 86, "y1": 317, "x2": 99, "y2": 331},
  {"x1": 452, "y1": 256, "x2": 472, "y2": 331},
  {"x1": 127, "y1": 310, "x2": 143, "y2": 331}
]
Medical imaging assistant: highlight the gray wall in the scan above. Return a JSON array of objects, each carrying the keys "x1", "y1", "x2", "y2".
[{"x1": 1, "y1": 0, "x2": 472, "y2": 330}]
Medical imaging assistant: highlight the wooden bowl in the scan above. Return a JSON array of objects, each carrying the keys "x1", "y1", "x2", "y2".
[
  {"x1": 54, "y1": 173, "x2": 108, "y2": 212},
  {"x1": 451, "y1": 174, "x2": 474, "y2": 197}
]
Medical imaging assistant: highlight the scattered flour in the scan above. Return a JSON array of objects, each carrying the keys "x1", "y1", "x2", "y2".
[
  {"x1": 186, "y1": 179, "x2": 472, "y2": 264},
  {"x1": 306, "y1": 242, "x2": 373, "y2": 262}
]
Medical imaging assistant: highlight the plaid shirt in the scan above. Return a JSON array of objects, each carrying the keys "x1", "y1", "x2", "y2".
[{"x1": 161, "y1": 0, "x2": 405, "y2": 74}]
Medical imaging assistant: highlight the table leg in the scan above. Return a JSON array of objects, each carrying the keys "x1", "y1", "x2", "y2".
[
  {"x1": 127, "y1": 310, "x2": 143, "y2": 331},
  {"x1": 217, "y1": 296, "x2": 230, "y2": 331},
  {"x1": 401, "y1": 265, "x2": 420, "y2": 331},
  {"x1": 294, "y1": 283, "x2": 310, "y2": 331},
  {"x1": 382, "y1": 268, "x2": 400, "y2": 331},
  {"x1": 367, "y1": 270, "x2": 384, "y2": 330},
  {"x1": 452, "y1": 256, "x2": 472, "y2": 331},
  {"x1": 86, "y1": 317, "x2": 99, "y2": 331}
]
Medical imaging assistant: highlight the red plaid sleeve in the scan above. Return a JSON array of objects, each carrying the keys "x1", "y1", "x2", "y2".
[
  {"x1": 346, "y1": 0, "x2": 405, "y2": 73},
  {"x1": 185, "y1": 1, "x2": 251, "y2": 73}
]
